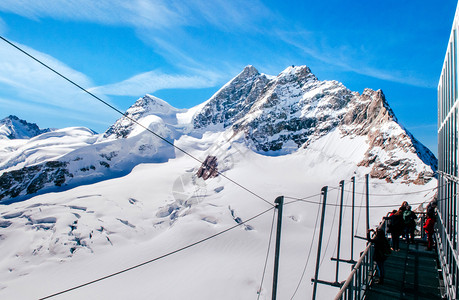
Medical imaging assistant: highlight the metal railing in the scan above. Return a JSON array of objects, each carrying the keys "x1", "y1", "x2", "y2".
[
  {"x1": 334, "y1": 212, "x2": 427, "y2": 300},
  {"x1": 334, "y1": 220, "x2": 387, "y2": 300},
  {"x1": 437, "y1": 171, "x2": 459, "y2": 299},
  {"x1": 436, "y1": 209, "x2": 459, "y2": 299},
  {"x1": 333, "y1": 243, "x2": 374, "y2": 300}
]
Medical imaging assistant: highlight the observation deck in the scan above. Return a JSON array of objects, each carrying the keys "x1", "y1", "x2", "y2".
[{"x1": 366, "y1": 240, "x2": 442, "y2": 300}]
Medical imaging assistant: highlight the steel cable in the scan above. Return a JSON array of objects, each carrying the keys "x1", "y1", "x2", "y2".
[
  {"x1": 0, "y1": 35, "x2": 274, "y2": 208},
  {"x1": 38, "y1": 206, "x2": 275, "y2": 300}
]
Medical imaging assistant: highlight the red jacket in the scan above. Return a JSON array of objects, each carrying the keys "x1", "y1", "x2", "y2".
[{"x1": 423, "y1": 217, "x2": 435, "y2": 234}]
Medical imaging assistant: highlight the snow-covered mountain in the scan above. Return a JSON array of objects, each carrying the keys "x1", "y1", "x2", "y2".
[
  {"x1": 0, "y1": 65, "x2": 437, "y2": 299},
  {"x1": 0, "y1": 115, "x2": 51, "y2": 140},
  {"x1": 104, "y1": 94, "x2": 186, "y2": 140},
  {"x1": 0, "y1": 65, "x2": 436, "y2": 203}
]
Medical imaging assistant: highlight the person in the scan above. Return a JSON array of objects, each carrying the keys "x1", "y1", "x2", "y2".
[
  {"x1": 403, "y1": 206, "x2": 417, "y2": 243},
  {"x1": 423, "y1": 211, "x2": 436, "y2": 250},
  {"x1": 386, "y1": 210, "x2": 397, "y2": 233},
  {"x1": 400, "y1": 201, "x2": 409, "y2": 212},
  {"x1": 367, "y1": 228, "x2": 391, "y2": 284},
  {"x1": 426, "y1": 199, "x2": 437, "y2": 217},
  {"x1": 388, "y1": 209, "x2": 403, "y2": 251}
]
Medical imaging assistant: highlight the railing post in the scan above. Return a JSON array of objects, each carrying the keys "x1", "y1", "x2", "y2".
[
  {"x1": 312, "y1": 186, "x2": 328, "y2": 300},
  {"x1": 365, "y1": 174, "x2": 370, "y2": 236},
  {"x1": 351, "y1": 176, "x2": 355, "y2": 262},
  {"x1": 335, "y1": 180, "x2": 345, "y2": 283},
  {"x1": 271, "y1": 196, "x2": 284, "y2": 300}
]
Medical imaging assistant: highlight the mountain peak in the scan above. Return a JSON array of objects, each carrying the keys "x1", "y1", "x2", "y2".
[
  {"x1": 0, "y1": 115, "x2": 50, "y2": 139},
  {"x1": 239, "y1": 65, "x2": 259, "y2": 78},
  {"x1": 277, "y1": 65, "x2": 317, "y2": 83},
  {"x1": 192, "y1": 65, "x2": 269, "y2": 129},
  {"x1": 131, "y1": 94, "x2": 178, "y2": 116},
  {"x1": 103, "y1": 94, "x2": 182, "y2": 139}
]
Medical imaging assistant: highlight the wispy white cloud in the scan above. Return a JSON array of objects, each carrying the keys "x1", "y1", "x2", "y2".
[
  {"x1": 0, "y1": 0, "x2": 269, "y2": 31},
  {"x1": 2, "y1": 44, "x2": 90, "y2": 82},
  {"x1": 275, "y1": 30, "x2": 436, "y2": 89},
  {"x1": 0, "y1": 0, "x2": 436, "y2": 91},
  {"x1": 0, "y1": 39, "x2": 119, "y2": 122},
  {"x1": 0, "y1": 97, "x2": 116, "y2": 129},
  {"x1": 167, "y1": 0, "x2": 272, "y2": 31},
  {"x1": 0, "y1": 40, "x2": 92, "y2": 102},
  {"x1": 0, "y1": 0, "x2": 262, "y2": 89},
  {"x1": 0, "y1": 1, "x2": 179, "y2": 29},
  {"x1": 91, "y1": 69, "x2": 221, "y2": 96}
]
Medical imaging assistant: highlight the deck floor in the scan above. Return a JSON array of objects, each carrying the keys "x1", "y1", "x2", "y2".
[{"x1": 366, "y1": 240, "x2": 443, "y2": 299}]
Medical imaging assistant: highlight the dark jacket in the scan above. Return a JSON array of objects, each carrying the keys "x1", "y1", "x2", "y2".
[
  {"x1": 403, "y1": 210, "x2": 417, "y2": 227},
  {"x1": 389, "y1": 211, "x2": 404, "y2": 233},
  {"x1": 368, "y1": 230, "x2": 391, "y2": 261}
]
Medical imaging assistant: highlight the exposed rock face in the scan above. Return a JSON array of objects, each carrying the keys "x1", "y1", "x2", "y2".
[
  {"x1": 0, "y1": 161, "x2": 71, "y2": 200},
  {"x1": 341, "y1": 89, "x2": 396, "y2": 135},
  {"x1": 193, "y1": 66, "x2": 270, "y2": 129},
  {"x1": 343, "y1": 89, "x2": 437, "y2": 184},
  {"x1": 194, "y1": 65, "x2": 353, "y2": 152},
  {"x1": 234, "y1": 66, "x2": 351, "y2": 151},
  {"x1": 192, "y1": 66, "x2": 437, "y2": 184},
  {"x1": 196, "y1": 156, "x2": 218, "y2": 180},
  {"x1": 0, "y1": 115, "x2": 50, "y2": 139}
]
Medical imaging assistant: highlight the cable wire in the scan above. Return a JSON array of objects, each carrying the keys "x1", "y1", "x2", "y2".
[
  {"x1": 38, "y1": 206, "x2": 275, "y2": 300},
  {"x1": 319, "y1": 190, "x2": 339, "y2": 268},
  {"x1": 284, "y1": 195, "x2": 434, "y2": 209},
  {"x1": 256, "y1": 207, "x2": 277, "y2": 300},
  {"x1": 284, "y1": 192, "x2": 323, "y2": 206},
  {"x1": 285, "y1": 185, "x2": 437, "y2": 205},
  {"x1": 0, "y1": 35, "x2": 274, "y2": 208},
  {"x1": 347, "y1": 186, "x2": 438, "y2": 196},
  {"x1": 354, "y1": 185, "x2": 365, "y2": 237},
  {"x1": 289, "y1": 193, "x2": 322, "y2": 299}
]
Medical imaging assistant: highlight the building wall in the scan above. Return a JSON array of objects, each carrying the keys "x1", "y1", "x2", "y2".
[{"x1": 438, "y1": 3, "x2": 459, "y2": 298}]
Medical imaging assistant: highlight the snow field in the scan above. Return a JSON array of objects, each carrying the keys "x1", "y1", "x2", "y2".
[{"x1": 0, "y1": 127, "x2": 436, "y2": 299}]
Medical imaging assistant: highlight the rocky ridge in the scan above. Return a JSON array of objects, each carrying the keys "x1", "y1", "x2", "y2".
[
  {"x1": 0, "y1": 115, "x2": 50, "y2": 139},
  {"x1": 191, "y1": 66, "x2": 436, "y2": 184}
]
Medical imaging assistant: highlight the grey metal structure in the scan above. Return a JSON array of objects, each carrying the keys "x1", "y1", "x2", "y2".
[
  {"x1": 271, "y1": 196, "x2": 284, "y2": 300},
  {"x1": 312, "y1": 187, "x2": 329, "y2": 300},
  {"x1": 438, "y1": 3, "x2": 459, "y2": 298},
  {"x1": 333, "y1": 237, "x2": 374, "y2": 300},
  {"x1": 313, "y1": 177, "x2": 369, "y2": 299}
]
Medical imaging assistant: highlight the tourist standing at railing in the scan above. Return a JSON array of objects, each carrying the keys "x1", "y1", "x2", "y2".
[
  {"x1": 403, "y1": 206, "x2": 417, "y2": 244},
  {"x1": 423, "y1": 211, "x2": 436, "y2": 251},
  {"x1": 400, "y1": 201, "x2": 409, "y2": 211},
  {"x1": 426, "y1": 199, "x2": 437, "y2": 217},
  {"x1": 367, "y1": 228, "x2": 391, "y2": 284},
  {"x1": 388, "y1": 208, "x2": 404, "y2": 251}
]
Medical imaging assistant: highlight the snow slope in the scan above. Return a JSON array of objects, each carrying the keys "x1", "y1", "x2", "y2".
[
  {"x1": 0, "y1": 127, "x2": 97, "y2": 172},
  {"x1": 0, "y1": 131, "x2": 437, "y2": 299}
]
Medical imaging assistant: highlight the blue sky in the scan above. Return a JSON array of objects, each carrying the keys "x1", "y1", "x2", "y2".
[{"x1": 0, "y1": 1, "x2": 456, "y2": 155}]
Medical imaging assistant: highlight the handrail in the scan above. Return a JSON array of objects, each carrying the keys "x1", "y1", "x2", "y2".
[
  {"x1": 334, "y1": 209, "x2": 433, "y2": 300},
  {"x1": 334, "y1": 243, "x2": 372, "y2": 300},
  {"x1": 334, "y1": 219, "x2": 387, "y2": 300}
]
